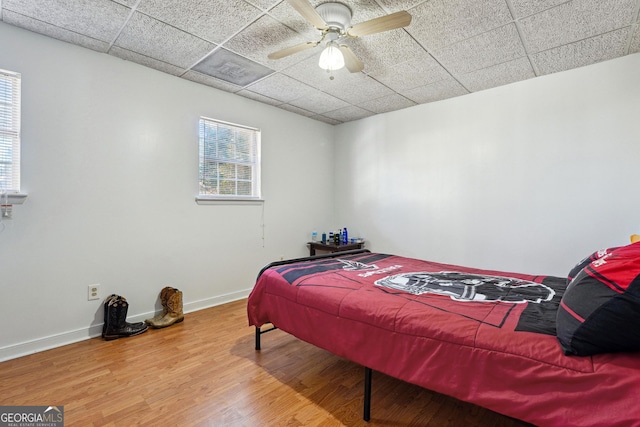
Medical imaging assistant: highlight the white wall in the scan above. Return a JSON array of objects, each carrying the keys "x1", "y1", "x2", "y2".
[
  {"x1": 0, "y1": 22, "x2": 335, "y2": 360},
  {"x1": 334, "y1": 53, "x2": 640, "y2": 277}
]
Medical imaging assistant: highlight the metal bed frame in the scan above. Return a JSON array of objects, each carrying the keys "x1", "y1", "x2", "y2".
[{"x1": 253, "y1": 249, "x2": 375, "y2": 421}]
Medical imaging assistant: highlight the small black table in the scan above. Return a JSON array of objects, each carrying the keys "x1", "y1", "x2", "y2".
[{"x1": 307, "y1": 241, "x2": 365, "y2": 256}]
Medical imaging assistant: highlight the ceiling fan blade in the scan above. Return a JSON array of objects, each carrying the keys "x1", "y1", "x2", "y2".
[
  {"x1": 338, "y1": 45, "x2": 364, "y2": 73},
  {"x1": 346, "y1": 11, "x2": 412, "y2": 38},
  {"x1": 268, "y1": 41, "x2": 319, "y2": 60},
  {"x1": 286, "y1": 0, "x2": 328, "y2": 30}
]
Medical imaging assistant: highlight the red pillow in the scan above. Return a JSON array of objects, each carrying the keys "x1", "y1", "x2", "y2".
[{"x1": 566, "y1": 247, "x2": 619, "y2": 284}]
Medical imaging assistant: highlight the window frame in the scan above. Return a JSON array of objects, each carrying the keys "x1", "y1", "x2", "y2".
[
  {"x1": 0, "y1": 68, "x2": 26, "y2": 204},
  {"x1": 196, "y1": 116, "x2": 262, "y2": 205}
]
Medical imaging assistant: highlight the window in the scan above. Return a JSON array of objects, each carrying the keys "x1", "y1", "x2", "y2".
[
  {"x1": 198, "y1": 117, "x2": 261, "y2": 202},
  {"x1": 0, "y1": 69, "x2": 21, "y2": 194}
]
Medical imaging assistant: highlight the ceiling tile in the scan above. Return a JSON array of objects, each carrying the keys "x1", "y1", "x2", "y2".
[
  {"x1": 225, "y1": 14, "x2": 318, "y2": 71},
  {"x1": 109, "y1": 46, "x2": 186, "y2": 76},
  {"x1": 245, "y1": 0, "x2": 279, "y2": 11},
  {"x1": 630, "y1": 22, "x2": 640, "y2": 54},
  {"x1": 401, "y1": 76, "x2": 469, "y2": 104},
  {"x1": 321, "y1": 73, "x2": 395, "y2": 104},
  {"x1": 509, "y1": 0, "x2": 568, "y2": 19},
  {"x1": 348, "y1": 27, "x2": 432, "y2": 75},
  {"x1": 2, "y1": 10, "x2": 110, "y2": 52},
  {"x1": 519, "y1": 0, "x2": 637, "y2": 53},
  {"x1": 137, "y1": 0, "x2": 262, "y2": 44},
  {"x1": 237, "y1": 89, "x2": 283, "y2": 106},
  {"x1": 2, "y1": 0, "x2": 130, "y2": 43},
  {"x1": 357, "y1": 93, "x2": 417, "y2": 114},
  {"x1": 322, "y1": 105, "x2": 374, "y2": 122},
  {"x1": 111, "y1": 0, "x2": 139, "y2": 7},
  {"x1": 114, "y1": 12, "x2": 215, "y2": 69},
  {"x1": 532, "y1": 27, "x2": 631, "y2": 75},
  {"x1": 182, "y1": 70, "x2": 244, "y2": 93},
  {"x1": 267, "y1": 1, "x2": 321, "y2": 37},
  {"x1": 374, "y1": 0, "x2": 430, "y2": 14},
  {"x1": 243, "y1": 73, "x2": 316, "y2": 103},
  {"x1": 406, "y1": 0, "x2": 513, "y2": 50},
  {"x1": 288, "y1": 88, "x2": 350, "y2": 114},
  {"x1": 343, "y1": 0, "x2": 390, "y2": 22},
  {"x1": 435, "y1": 24, "x2": 526, "y2": 75},
  {"x1": 276, "y1": 103, "x2": 316, "y2": 117},
  {"x1": 311, "y1": 115, "x2": 343, "y2": 125},
  {"x1": 192, "y1": 48, "x2": 274, "y2": 86},
  {"x1": 456, "y1": 57, "x2": 535, "y2": 92},
  {"x1": 368, "y1": 57, "x2": 450, "y2": 92}
]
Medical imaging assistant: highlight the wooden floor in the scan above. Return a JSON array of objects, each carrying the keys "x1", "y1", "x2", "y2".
[{"x1": 0, "y1": 299, "x2": 532, "y2": 426}]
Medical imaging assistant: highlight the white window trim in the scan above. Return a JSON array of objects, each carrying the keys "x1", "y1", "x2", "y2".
[
  {"x1": 2, "y1": 193, "x2": 27, "y2": 205},
  {"x1": 0, "y1": 68, "x2": 26, "y2": 204},
  {"x1": 197, "y1": 116, "x2": 262, "y2": 204},
  {"x1": 195, "y1": 196, "x2": 264, "y2": 205}
]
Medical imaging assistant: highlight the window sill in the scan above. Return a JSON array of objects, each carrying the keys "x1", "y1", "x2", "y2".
[
  {"x1": 1, "y1": 193, "x2": 27, "y2": 205},
  {"x1": 195, "y1": 197, "x2": 264, "y2": 206}
]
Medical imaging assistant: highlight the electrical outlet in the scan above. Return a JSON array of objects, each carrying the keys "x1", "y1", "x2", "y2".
[{"x1": 88, "y1": 284, "x2": 100, "y2": 301}]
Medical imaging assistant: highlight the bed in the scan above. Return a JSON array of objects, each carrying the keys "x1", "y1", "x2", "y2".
[{"x1": 247, "y1": 246, "x2": 640, "y2": 427}]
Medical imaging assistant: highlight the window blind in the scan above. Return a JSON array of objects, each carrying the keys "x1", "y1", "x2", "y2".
[
  {"x1": 0, "y1": 69, "x2": 21, "y2": 193},
  {"x1": 198, "y1": 117, "x2": 261, "y2": 199}
]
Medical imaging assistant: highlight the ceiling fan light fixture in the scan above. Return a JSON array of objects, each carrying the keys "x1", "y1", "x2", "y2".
[
  {"x1": 316, "y1": 2, "x2": 352, "y2": 32},
  {"x1": 270, "y1": 0, "x2": 412, "y2": 76},
  {"x1": 318, "y1": 41, "x2": 344, "y2": 71}
]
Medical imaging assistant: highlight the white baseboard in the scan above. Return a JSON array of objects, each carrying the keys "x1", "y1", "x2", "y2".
[
  {"x1": 182, "y1": 289, "x2": 251, "y2": 315},
  {"x1": 0, "y1": 289, "x2": 251, "y2": 362}
]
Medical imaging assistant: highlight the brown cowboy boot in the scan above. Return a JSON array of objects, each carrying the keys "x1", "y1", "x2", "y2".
[
  {"x1": 149, "y1": 288, "x2": 184, "y2": 328},
  {"x1": 145, "y1": 287, "x2": 175, "y2": 327}
]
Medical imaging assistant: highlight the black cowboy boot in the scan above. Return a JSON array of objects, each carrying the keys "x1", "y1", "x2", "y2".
[
  {"x1": 102, "y1": 294, "x2": 118, "y2": 338},
  {"x1": 103, "y1": 295, "x2": 148, "y2": 340}
]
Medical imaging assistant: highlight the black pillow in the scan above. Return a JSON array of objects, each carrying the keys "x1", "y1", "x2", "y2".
[
  {"x1": 566, "y1": 247, "x2": 619, "y2": 284},
  {"x1": 557, "y1": 242, "x2": 640, "y2": 356}
]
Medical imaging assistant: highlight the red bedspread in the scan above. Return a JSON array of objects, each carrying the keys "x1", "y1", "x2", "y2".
[{"x1": 247, "y1": 252, "x2": 640, "y2": 427}]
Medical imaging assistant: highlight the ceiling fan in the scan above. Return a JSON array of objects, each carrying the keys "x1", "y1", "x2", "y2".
[{"x1": 268, "y1": 0, "x2": 412, "y2": 74}]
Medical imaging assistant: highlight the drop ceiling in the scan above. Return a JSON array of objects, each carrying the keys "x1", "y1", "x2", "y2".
[{"x1": 2, "y1": 0, "x2": 639, "y2": 124}]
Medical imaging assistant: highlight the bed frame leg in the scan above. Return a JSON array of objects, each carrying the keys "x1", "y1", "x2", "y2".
[
  {"x1": 255, "y1": 324, "x2": 278, "y2": 351},
  {"x1": 255, "y1": 326, "x2": 261, "y2": 350},
  {"x1": 364, "y1": 366, "x2": 372, "y2": 422}
]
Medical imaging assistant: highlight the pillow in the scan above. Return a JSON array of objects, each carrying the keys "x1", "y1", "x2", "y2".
[
  {"x1": 557, "y1": 242, "x2": 640, "y2": 356},
  {"x1": 566, "y1": 247, "x2": 619, "y2": 284}
]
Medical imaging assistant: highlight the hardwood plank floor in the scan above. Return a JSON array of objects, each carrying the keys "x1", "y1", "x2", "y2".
[{"x1": 0, "y1": 299, "x2": 532, "y2": 426}]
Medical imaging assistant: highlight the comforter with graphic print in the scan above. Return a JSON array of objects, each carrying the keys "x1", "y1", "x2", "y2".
[{"x1": 247, "y1": 252, "x2": 640, "y2": 427}]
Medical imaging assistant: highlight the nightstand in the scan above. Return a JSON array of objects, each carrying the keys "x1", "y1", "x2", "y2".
[{"x1": 307, "y1": 241, "x2": 365, "y2": 256}]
